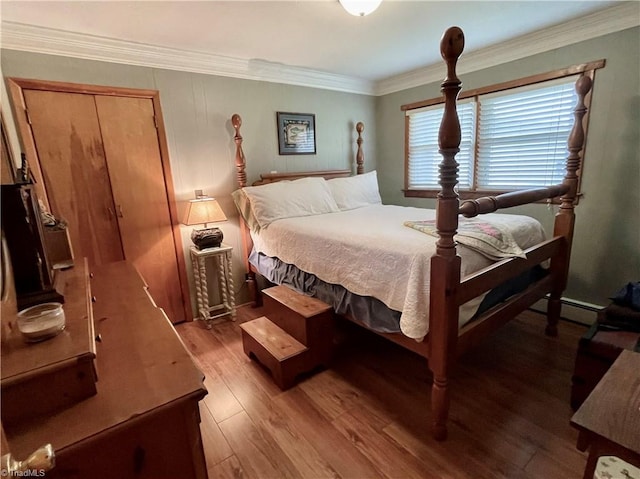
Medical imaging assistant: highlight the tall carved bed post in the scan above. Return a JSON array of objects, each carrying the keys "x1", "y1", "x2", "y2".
[
  {"x1": 546, "y1": 75, "x2": 592, "y2": 335},
  {"x1": 429, "y1": 26, "x2": 465, "y2": 441},
  {"x1": 231, "y1": 114, "x2": 259, "y2": 306},
  {"x1": 355, "y1": 121, "x2": 365, "y2": 175}
]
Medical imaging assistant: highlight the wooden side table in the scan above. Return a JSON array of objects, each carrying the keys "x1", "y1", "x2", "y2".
[
  {"x1": 570, "y1": 349, "x2": 640, "y2": 479},
  {"x1": 189, "y1": 244, "x2": 236, "y2": 328}
]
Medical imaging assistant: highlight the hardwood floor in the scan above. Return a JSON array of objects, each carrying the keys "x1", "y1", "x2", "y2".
[{"x1": 177, "y1": 306, "x2": 588, "y2": 479}]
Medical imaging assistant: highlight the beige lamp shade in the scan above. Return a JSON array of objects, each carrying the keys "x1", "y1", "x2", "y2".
[
  {"x1": 183, "y1": 191, "x2": 227, "y2": 249},
  {"x1": 182, "y1": 196, "x2": 227, "y2": 227}
]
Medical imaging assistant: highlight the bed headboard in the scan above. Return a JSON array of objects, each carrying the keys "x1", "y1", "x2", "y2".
[
  {"x1": 231, "y1": 115, "x2": 365, "y2": 188},
  {"x1": 230, "y1": 113, "x2": 366, "y2": 298},
  {"x1": 252, "y1": 169, "x2": 351, "y2": 186}
]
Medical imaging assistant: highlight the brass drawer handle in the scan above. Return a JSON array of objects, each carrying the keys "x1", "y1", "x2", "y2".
[{"x1": 1, "y1": 444, "x2": 55, "y2": 474}]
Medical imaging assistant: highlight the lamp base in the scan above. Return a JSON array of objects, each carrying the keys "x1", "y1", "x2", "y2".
[{"x1": 191, "y1": 227, "x2": 223, "y2": 249}]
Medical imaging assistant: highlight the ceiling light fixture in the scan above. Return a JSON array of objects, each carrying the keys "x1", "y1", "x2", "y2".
[{"x1": 339, "y1": 0, "x2": 382, "y2": 17}]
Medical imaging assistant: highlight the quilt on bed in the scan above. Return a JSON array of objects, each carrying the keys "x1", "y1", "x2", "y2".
[{"x1": 250, "y1": 204, "x2": 546, "y2": 340}]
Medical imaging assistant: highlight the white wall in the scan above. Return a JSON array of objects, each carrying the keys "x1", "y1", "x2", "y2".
[{"x1": 1, "y1": 50, "x2": 377, "y2": 310}]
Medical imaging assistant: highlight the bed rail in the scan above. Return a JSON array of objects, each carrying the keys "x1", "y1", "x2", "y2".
[
  {"x1": 456, "y1": 274, "x2": 555, "y2": 354},
  {"x1": 459, "y1": 184, "x2": 569, "y2": 217},
  {"x1": 458, "y1": 237, "x2": 563, "y2": 304}
]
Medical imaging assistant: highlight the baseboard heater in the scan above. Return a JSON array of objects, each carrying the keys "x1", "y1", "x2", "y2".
[{"x1": 531, "y1": 296, "x2": 603, "y2": 325}]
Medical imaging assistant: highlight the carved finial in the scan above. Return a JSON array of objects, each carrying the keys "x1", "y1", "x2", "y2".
[
  {"x1": 575, "y1": 75, "x2": 592, "y2": 98},
  {"x1": 231, "y1": 114, "x2": 247, "y2": 188},
  {"x1": 440, "y1": 26, "x2": 464, "y2": 84},
  {"x1": 440, "y1": 27, "x2": 464, "y2": 61},
  {"x1": 231, "y1": 113, "x2": 242, "y2": 130},
  {"x1": 355, "y1": 122, "x2": 364, "y2": 175}
]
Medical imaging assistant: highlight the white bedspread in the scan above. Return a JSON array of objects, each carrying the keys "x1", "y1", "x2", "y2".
[{"x1": 251, "y1": 205, "x2": 545, "y2": 340}]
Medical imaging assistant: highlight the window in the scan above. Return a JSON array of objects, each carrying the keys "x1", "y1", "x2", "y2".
[
  {"x1": 403, "y1": 62, "x2": 602, "y2": 198},
  {"x1": 407, "y1": 100, "x2": 475, "y2": 189}
]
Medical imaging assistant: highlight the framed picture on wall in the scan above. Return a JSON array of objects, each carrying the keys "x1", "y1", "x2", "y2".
[{"x1": 277, "y1": 112, "x2": 316, "y2": 155}]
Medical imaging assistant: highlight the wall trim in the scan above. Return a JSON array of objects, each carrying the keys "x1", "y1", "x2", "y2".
[
  {"x1": 1, "y1": 3, "x2": 638, "y2": 96},
  {"x1": 376, "y1": 2, "x2": 639, "y2": 95},
  {"x1": 0, "y1": 22, "x2": 376, "y2": 96}
]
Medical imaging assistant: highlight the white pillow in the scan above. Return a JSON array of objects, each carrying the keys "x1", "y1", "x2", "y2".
[
  {"x1": 242, "y1": 177, "x2": 339, "y2": 229},
  {"x1": 232, "y1": 188, "x2": 262, "y2": 233},
  {"x1": 327, "y1": 171, "x2": 382, "y2": 211}
]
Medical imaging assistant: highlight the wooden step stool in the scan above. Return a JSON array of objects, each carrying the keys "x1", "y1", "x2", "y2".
[{"x1": 239, "y1": 286, "x2": 334, "y2": 389}]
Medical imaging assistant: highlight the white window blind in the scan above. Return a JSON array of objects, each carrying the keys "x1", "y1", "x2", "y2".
[
  {"x1": 407, "y1": 100, "x2": 475, "y2": 189},
  {"x1": 476, "y1": 77, "x2": 578, "y2": 189},
  {"x1": 406, "y1": 75, "x2": 580, "y2": 192}
]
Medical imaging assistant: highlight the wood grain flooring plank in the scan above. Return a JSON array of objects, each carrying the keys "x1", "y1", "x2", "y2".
[
  {"x1": 216, "y1": 349, "x2": 340, "y2": 478},
  {"x1": 524, "y1": 448, "x2": 583, "y2": 478},
  {"x1": 208, "y1": 455, "x2": 249, "y2": 479},
  {"x1": 382, "y1": 421, "x2": 505, "y2": 479},
  {"x1": 452, "y1": 366, "x2": 585, "y2": 469},
  {"x1": 218, "y1": 411, "x2": 300, "y2": 479},
  {"x1": 332, "y1": 405, "x2": 442, "y2": 479},
  {"x1": 199, "y1": 402, "x2": 233, "y2": 468},
  {"x1": 298, "y1": 368, "x2": 371, "y2": 421},
  {"x1": 201, "y1": 374, "x2": 245, "y2": 424},
  {"x1": 327, "y1": 354, "x2": 430, "y2": 428},
  {"x1": 180, "y1": 322, "x2": 245, "y2": 422},
  {"x1": 272, "y1": 387, "x2": 381, "y2": 479}
]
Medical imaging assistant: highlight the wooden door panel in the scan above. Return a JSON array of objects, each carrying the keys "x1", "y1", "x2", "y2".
[
  {"x1": 1, "y1": 114, "x2": 16, "y2": 185},
  {"x1": 23, "y1": 90, "x2": 124, "y2": 266},
  {"x1": 95, "y1": 96, "x2": 185, "y2": 323}
]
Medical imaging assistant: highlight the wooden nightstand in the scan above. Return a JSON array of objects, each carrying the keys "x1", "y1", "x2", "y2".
[{"x1": 189, "y1": 244, "x2": 236, "y2": 328}]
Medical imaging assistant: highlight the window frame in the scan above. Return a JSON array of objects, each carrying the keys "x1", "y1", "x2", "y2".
[{"x1": 402, "y1": 60, "x2": 603, "y2": 200}]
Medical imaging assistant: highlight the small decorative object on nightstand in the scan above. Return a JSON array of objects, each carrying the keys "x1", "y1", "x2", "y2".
[
  {"x1": 189, "y1": 244, "x2": 235, "y2": 328},
  {"x1": 182, "y1": 190, "x2": 227, "y2": 249}
]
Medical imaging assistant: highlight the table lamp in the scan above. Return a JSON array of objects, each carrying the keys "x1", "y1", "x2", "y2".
[{"x1": 182, "y1": 190, "x2": 227, "y2": 249}]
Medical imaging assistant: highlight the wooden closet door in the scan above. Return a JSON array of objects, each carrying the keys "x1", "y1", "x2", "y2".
[
  {"x1": 94, "y1": 96, "x2": 185, "y2": 324},
  {"x1": 22, "y1": 90, "x2": 124, "y2": 266}
]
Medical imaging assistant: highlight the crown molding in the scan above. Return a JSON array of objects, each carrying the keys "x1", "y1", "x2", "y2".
[
  {"x1": 1, "y1": 3, "x2": 637, "y2": 97},
  {"x1": 0, "y1": 22, "x2": 376, "y2": 95},
  {"x1": 375, "y1": 3, "x2": 639, "y2": 96}
]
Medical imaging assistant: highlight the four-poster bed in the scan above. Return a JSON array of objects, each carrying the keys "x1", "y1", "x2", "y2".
[{"x1": 229, "y1": 26, "x2": 591, "y2": 440}]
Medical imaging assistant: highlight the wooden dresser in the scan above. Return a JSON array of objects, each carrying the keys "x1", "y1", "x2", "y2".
[{"x1": 2, "y1": 261, "x2": 208, "y2": 479}]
